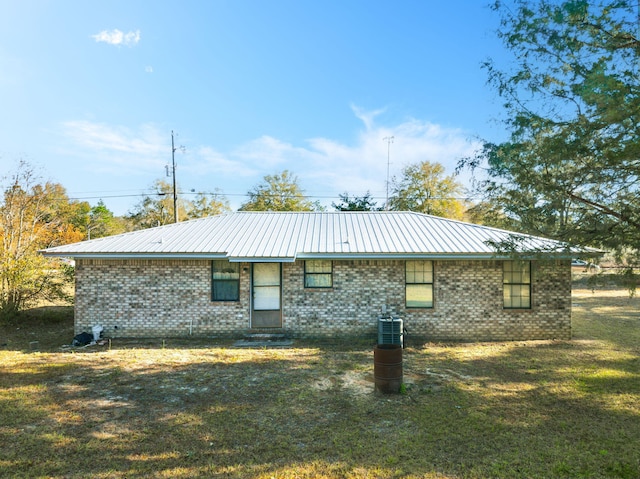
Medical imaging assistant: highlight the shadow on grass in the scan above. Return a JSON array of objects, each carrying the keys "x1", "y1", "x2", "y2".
[
  {"x1": 0, "y1": 292, "x2": 639, "y2": 478},
  {"x1": 1, "y1": 334, "x2": 639, "y2": 478},
  {"x1": 0, "y1": 306, "x2": 74, "y2": 352}
]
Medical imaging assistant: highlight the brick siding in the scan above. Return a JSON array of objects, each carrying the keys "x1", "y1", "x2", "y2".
[{"x1": 74, "y1": 258, "x2": 571, "y2": 341}]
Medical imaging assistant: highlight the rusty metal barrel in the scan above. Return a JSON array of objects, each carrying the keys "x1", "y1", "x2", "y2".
[{"x1": 374, "y1": 344, "x2": 403, "y2": 393}]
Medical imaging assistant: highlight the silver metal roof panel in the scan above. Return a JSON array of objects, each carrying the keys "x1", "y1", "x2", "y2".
[{"x1": 41, "y1": 211, "x2": 589, "y2": 260}]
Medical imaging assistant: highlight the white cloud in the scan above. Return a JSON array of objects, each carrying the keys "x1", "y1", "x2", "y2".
[
  {"x1": 92, "y1": 29, "x2": 141, "y2": 46},
  {"x1": 192, "y1": 146, "x2": 257, "y2": 178},
  {"x1": 58, "y1": 109, "x2": 480, "y2": 212},
  {"x1": 60, "y1": 121, "x2": 166, "y2": 174},
  {"x1": 186, "y1": 112, "x2": 475, "y2": 211},
  {"x1": 145, "y1": 66, "x2": 153, "y2": 73},
  {"x1": 224, "y1": 107, "x2": 481, "y2": 205},
  {"x1": 350, "y1": 104, "x2": 385, "y2": 132},
  {"x1": 232, "y1": 135, "x2": 322, "y2": 170}
]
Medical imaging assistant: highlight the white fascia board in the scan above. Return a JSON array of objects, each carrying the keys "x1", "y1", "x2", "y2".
[
  {"x1": 295, "y1": 252, "x2": 576, "y2": 261},
  {"x1": 228, "y1": 256, "x2": 297, "y2": 263},
  {"x1": 295, "y1": 253, "x2": 496, "y2": 260},
  {"x1": 40, "y1": 252, "x2": 76, "y2": 257},
  {"x1": 41, "y1": 251, "x2": 581, "y2": 261},
  {"x1": 40, "y1": 253, "x2": 231, "y2": 260}
]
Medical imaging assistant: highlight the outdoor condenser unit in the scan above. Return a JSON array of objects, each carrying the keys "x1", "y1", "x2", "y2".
[{"x1": 378, "y1": 317, "x2": 403, "y2": 348}]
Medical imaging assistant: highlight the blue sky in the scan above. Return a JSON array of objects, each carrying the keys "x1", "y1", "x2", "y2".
[{"x1": 0, "y1": 0, "x2": 511, "y2": 215}]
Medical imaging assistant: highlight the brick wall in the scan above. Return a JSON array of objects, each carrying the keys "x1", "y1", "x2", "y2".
[
  {"x1": 74, "y1": 258, "x2": 571, "y2": 341},
  {"x1": 75, "y1": 259, "x2": 251, "y2": 338},
  {"x1": 402, "y1": 260, "x2": 572, "y2": 341}
]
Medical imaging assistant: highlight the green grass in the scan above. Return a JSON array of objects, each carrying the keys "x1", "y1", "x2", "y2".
[{"x1": 0, "y1": 288, "x2": 638, "y2": 478}]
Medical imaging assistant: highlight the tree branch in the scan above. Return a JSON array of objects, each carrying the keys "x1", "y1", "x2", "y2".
[{"x1": 565, "y1": 191, "x2": 640, "y2": 230}]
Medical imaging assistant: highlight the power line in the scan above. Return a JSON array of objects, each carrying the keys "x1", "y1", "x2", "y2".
[
  {"x1": 67, "y1": 190, "x2": 481, "y2": 203},
  {"x1": 69, "y1": 193, "x2": 158, "y2": 200}
]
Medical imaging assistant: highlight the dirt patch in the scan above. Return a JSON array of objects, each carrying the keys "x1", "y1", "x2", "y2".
[{"x1": 310, "y1": 361, "x2": 457, "y2": 398}]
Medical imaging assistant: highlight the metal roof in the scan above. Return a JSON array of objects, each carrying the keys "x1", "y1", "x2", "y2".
[{"x1": 41, "y1": 211, "x2": 583, "y2": 261}]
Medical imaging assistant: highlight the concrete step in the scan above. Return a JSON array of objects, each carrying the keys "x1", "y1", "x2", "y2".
[
  {"x1": 234, "y1": 331, "x2": 293, "y2": 348},
  {"x1": 243, "y1": 332, "x2": 287, "y2": 342}
]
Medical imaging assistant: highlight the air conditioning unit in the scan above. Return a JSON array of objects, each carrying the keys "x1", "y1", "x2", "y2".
[{"x1": 378, "y1": 317, "x2": 403, "y2": 348}]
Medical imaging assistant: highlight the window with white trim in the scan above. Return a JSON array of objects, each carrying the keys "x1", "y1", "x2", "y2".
[
  {"x1": 503, "y1": 260, "x2": 531, "y2": 309},
  {"x1": 211, "y1": 260, "x2": 240, "y2": 301},
  {"x1": 304, "y1": 260, "x2": 332, "y2": 288},
  {"x1": 405, "y1": 260, "x2": 433, "y2": 308}
]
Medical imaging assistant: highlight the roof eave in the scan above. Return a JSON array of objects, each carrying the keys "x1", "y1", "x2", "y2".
[
  {"x1": 281, "y1": 252, "x2": 578, "y2": 260},
  {"x1": 41, "y1": 252, "x2": 231, "y2": 260},
  {"x1": 41, "y1": 250, "x2": 586, "y2": 261},
  {"x1": 41, "y1": 252, "x2": 301, "y2": 262}
]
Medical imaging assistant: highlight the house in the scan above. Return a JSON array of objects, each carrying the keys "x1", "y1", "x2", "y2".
[{"x1": 42, "y1": 211, "x2": 580, "y2": 342}]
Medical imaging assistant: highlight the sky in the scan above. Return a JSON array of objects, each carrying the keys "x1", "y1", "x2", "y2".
[{"x1": 0, "y1": 0, "x2": 513, "y2": 215}]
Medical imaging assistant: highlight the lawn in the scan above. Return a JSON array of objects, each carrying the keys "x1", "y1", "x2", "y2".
[{"x1": 0, "y1": 287, "x2": 639, "y2": 478}]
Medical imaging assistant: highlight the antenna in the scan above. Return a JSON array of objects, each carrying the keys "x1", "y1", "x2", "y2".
[{"x1": 383, "y1": 136, "x2": 395, "y2": 210}]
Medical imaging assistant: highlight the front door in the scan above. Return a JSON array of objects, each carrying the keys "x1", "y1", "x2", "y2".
[{"x1": 251, "y1": 263, "x2": 282, "y2": 328}]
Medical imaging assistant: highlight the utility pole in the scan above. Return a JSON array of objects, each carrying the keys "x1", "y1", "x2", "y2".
[
  {"x1": 170, "y1": 131, "x2": 178, "y2": 223},
  {"x1": 383, "y1": 136, "x2": 394, "y2": 210}
]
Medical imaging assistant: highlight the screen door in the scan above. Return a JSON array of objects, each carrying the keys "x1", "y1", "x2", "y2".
[{"x1": 251, "y1": 263, "x2": 282, "y2": 328}]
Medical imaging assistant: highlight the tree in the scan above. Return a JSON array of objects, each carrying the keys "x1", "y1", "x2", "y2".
[
  {"x1": 0, "y1": 161, "x2": 82, "y2": 316},
  {"x1": 86, "y1": 200, "x2": 127, "y2": 239},
  {"x1": 127, "y1": 179, "x2": 187, "y2": 229},
  {"x1": 388, "y1": 161, "x2": 466, "y2": 219},
  {"x1": 460, "y1": 0, "x2": 640, "y2": 254},
  {"x1": 332, "y1": 192, "x2": 382, "y2": 211},
  {"x1": 464, "y1": 200, "x2": 521, "y2": 231},
  {"x1": 239, "y1": 170, "x2": 321, "y2": 211},
  {"x1": 186, "y1": 190, "x2": 231, "y2": 218},
  {"x1": 127, "y1": 180, "x2": 232, "y2": 229}
]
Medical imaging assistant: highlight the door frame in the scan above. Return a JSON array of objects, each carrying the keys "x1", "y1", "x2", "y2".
[{"x1": 250, "y1": 262, "x2": 282, "y2": 329}]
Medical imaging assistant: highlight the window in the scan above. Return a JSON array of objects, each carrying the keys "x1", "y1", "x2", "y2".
[
  {"x1": 406, "y1": 260, "x2": 433, "y2": 308},
  {"x1": 304, "y1": 260, "x2": 332, "y2": 288},
  {"x1": 503, "y1": 261, "x2": 531, "y2": 309},
  {"x1": 211, "y1": 261, "x2": 240, "y2": 301}
]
